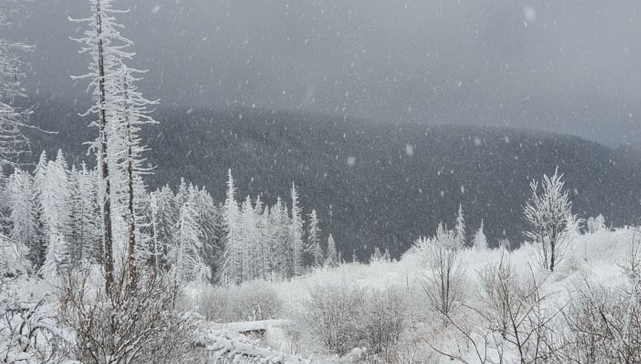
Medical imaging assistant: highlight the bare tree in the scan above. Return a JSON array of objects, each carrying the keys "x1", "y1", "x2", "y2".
[
  {"x1": 0, "y1": 0, "x2": 32, "y2": 166},
  {"x1": 418, "y1": 223, "x2": 466, "y2": 316},
  {"x1": 431, "y1": 251, "x2": 564, "y2": 364}
]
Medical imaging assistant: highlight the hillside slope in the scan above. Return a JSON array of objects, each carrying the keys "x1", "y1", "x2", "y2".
[{"x1": 25, "y1": 102, "x2": 641, "y2": 259}]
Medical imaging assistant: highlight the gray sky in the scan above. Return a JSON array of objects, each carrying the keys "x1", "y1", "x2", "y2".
[{"x1": 7, "y1": 0, "x2": 641, "y2": 147}]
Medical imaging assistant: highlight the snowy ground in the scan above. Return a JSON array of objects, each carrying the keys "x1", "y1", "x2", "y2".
[{"x1": 195, "y1": 227, "x2": 639, "y2": 363}]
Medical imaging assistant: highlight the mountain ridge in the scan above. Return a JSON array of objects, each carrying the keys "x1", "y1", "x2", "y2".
[{"x1": 24, "y1": 101, "x2": 641, "y2": 259}]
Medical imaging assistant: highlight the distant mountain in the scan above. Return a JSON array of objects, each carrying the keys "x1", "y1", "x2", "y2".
[{"x1": 24, "y1": 101, "x2": 641, "y2": 260}]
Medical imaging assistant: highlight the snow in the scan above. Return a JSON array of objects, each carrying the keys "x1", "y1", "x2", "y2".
[{"x1": 205, "y1": 226, "x2": 639, "y2": 363}]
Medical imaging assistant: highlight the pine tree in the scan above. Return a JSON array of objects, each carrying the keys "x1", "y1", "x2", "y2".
[
  {"x1": 38, "y1": 151, "x2": 73, "y2": 277},
  {"x1": 370, "y1": 247, "x2": 383, "y2": 264},
  {"x1": 221, "y1": 169, "x2": 241, "y2": 284},
  {"x1": 383, "y1": 248, "x2": 392, "y2": 262},
  {"x1": 473, "y1": 219, "x2": 488, "y2": 250},
  {"x1": 290, "y1": 183, "x2": 304, "y2": 277},
  {"x1": 266, "y1": 197, "x2": 291, "y2": 280},
  {"x1": 198, "y1": 192, "x2": 225, "y2": 284},
  {"x1": 31, "y1": 152, "x2": 49, "y2": 270},
  {"x1": 306, "y1": 209, "x2": 323, "y2": 268},
  {"x1": 170, "y1": 193, "x2": 209, "y2": 282},
  {"x1": 455, "y1": 203, "x2": 466, "y2": 247},
  {"x1": 325, "y1": 233, "x2": 338, "y2": 268},
  {"x1": 7, "y1": 168, "x2": 37, "y2": 271},
  {"x1": 254, "y1": 195, "x2": 268, "y2": 280},
  {"x1": 240, "y1": 195, "x2": 256, "y2": 281}
]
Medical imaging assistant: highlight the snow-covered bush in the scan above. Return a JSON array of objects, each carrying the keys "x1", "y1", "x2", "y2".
[
  {"x1": 561, "y1": 280, "x2": 641, "y2": 364},
  {"x1": 196, "y1": 281, "x2": 283, "y2": 322},
  {"x1": 362, "y1": 287, "x2": 407, "y2": 359},
  {"x1": 433, "y1": 251, "x2": 563, "y2": 364},
  {"x1": 298, "y1": 283, "x2": 407, "y2": 359},
  {"x1": 0, "y1": 295, "x2": 71, "y2": 364},
  {"x1": 59, "y1": 264, "x2": 200, "y2": 364},
  {"x1": 299, "y1": 283, "x2": 366, "y2": 356}
]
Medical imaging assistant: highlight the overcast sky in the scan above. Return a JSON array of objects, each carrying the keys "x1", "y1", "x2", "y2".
[{"x1": 7, "y1": 0, "x2": 641, "y2": 147}]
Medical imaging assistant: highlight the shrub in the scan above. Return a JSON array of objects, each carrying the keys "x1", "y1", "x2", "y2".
[
  {"x1": 299, "y1": 283, "x2": 407, "y2": 358},
  {"x1": 561, "y1": 280, "x2": 641, "y2": 364},
  {"x1": 196, "y1": 281, "x2": 283, "y2": 322},
  {"x1": 59, "y1": 264, "x2": 201, "y2": 364}
]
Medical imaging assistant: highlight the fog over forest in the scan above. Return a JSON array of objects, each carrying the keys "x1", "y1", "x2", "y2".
[{"x1": 8, "y1": 0, "x2": 641, "y2": 147}]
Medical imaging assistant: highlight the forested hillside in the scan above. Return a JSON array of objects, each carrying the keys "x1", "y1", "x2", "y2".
[{"x1": 25, "y1": 102, "x2": 641, "y2": 259}]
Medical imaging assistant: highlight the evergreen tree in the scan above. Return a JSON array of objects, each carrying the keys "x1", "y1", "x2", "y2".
[
  {"x1": 169, "y1": 193, "x2": 209, "y2": 282},
  {"x1": 307, "y1": 209, "x2": 323, "y2": 268},
  {"x1": 290, "y1": 183, "x2": 304, "y2": 277},
  {"x1": 325, "y1": 233, "x2": 338, "y2": 268},
  {"x1": 31, "y1": 152, "x2": 49, "y2": 270},
  {"x1": 254, "y1": 195, "x2": 268, "y2": 280},
  {"x1": 7, "y1": 168, "x2": 37, "y2": 271},
  {"x1": 38, "y1": 151, "x2": 73, "y2": 277},
  {"x1": 199, "y1": 197, "x2": 226, "y2": 284},
  {"x1": 455, "y1": 203, "x2": 466, "y2": 247},
  {"x1": 240, "y1": 195, "x2": 256, "y2": 281},
  {"x1": 268, "y1": 197, "x2": 290, "y2": 280},
  {"x1": 221, "y1": 169, "x2": 241, "y2": 284},
  {"x1": 370, "y1": 247, "x2": 383, "y2": 264},
  {"x1": 473, "y1": 219, "x2": 488, "y2": 250}
]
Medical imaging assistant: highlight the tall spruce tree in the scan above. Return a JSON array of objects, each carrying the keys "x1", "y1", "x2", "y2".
[
  {"x1": 307, "y1": 209, "x2": 323, "y2": 268},
  {"x1": 325, "y1": 233, "x2": 338, "y2": 268},
  {"x1": 290, "y1": 183, "x2": 303, "y2": 277},
  {"x1": 221, "y1": 169, "x2": 241, "y2": 284}
]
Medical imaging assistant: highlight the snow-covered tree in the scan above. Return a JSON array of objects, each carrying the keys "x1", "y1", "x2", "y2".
[
  {"x1": 169, "y1": 193, "x2": 209, "y2": 282},
  {"x1": 587, "y1": 214, "x2": 607, "y2": 234},
  {"x1": 523, "y1": 169, "x2": 578, "y2": 272},
  {"x1": 221, "y1": 169, "x2": 242, "y2": 284},
  {"x1": 325, "y1": 233, "x2": 338, "y2": 268},
  {"x1": 455, "y1": 203, "x2": 466, "y2": 247},
  {"x1": 290, "y1": 183, "x2": 304, "y2": 277},
  {"x1": 111, "y1": 65, "x2": 157, "y2": 283},
  {"x1": 7, "y1": 168, "x2": 37, "y2": 270},
  {"x1": 253, "y1": 195, "x2": 268, "y2": 280},
  {"x1": 199, "y1": 196, "x2": 226, "y2": 284},
  {"x1": 71, "y1": 0, "x2": 138, "y2": 291},
  {"x1": 69, "y1": 163, "x2": 101, "y2": 265},
  {"x1": 473, "y1": 219, "x2": 488, "y2": 250},
  {"x1": 37, "y1": 151, "x2": 73, "y2": 277},
  {"x1": 369, "y1": 247, "x2": 384, "y2": 264},
  {"x1": 0, "y1": 1, "x2": 31, "y2": 166},
  {"x1": 241, "y1": 195, "x2": 256, "y2": 281},
  {"x1": 417, "y1": 223, "x2": 465, "y2": 316},
  {"x1": 306, "y1": 209, "x2": 323, "y2": 268},
  {"x1": 149, "y1": 185, "x2": 177, "y2": 269},
  {"x1": 267, "y1": 197, "x2": 289, "y2": 280}
]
